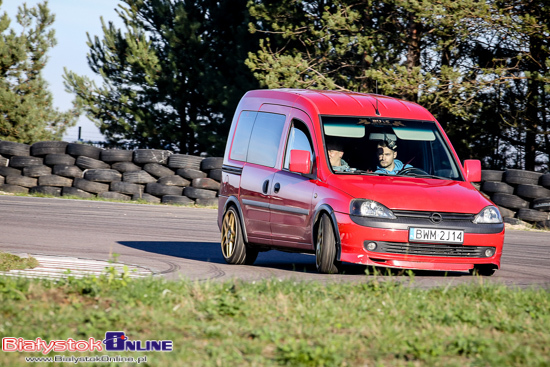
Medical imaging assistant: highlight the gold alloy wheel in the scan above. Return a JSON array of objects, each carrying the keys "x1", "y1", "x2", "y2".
[{"x1": 221, "y1": 209, "x2": 237, "y2": 258}]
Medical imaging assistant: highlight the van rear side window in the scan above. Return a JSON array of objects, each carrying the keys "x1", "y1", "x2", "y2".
[
  {"x1": 247, "y1": 112, "x2": 286, "y2": 167},
  {"x1": 230, "y1": 111, "x2": 257, "y2": 161}
]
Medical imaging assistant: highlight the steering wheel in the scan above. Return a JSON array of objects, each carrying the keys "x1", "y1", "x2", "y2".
[{"x1": 397, "y1": 167, "x2": 429, "y2": 176}]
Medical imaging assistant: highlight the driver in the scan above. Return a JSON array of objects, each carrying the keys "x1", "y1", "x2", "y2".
[{"x1": 375, "y1": 139, "x2": 411, "y2": 174}]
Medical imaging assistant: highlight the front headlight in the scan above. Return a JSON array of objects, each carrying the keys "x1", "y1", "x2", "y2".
[
  {"x1": 473, "y1": 206, "x2": 503, "y2": 224},
  {"x1": 350, "y1": 199, "x2": 396, "y2": 219}
]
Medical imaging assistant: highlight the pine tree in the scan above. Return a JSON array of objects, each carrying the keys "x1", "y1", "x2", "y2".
[
  {"x1": 64, "y1": 0, "x2": 259, "y2": 154},
  {"x1": 0, "y1": 1, "x2": 78, "y2": 143},
  {"x1": 246, "y1": 0, "x2": 550, "y2": 169}
]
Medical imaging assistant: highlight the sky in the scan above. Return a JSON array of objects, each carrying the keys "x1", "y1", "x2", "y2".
[{"x1": 3, "y1": 0, "x2": 124, "y2": 142}]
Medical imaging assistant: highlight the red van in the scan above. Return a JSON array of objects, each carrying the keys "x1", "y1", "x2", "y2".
[{"x1": 217, "y1": 89, "x2": 504, "y2": 275}]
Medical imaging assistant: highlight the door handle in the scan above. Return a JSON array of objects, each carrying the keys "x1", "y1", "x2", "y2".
[
  {"x1": 262, "y1": 179, "x2": 269, "y2": 194},
  {"x1": 274, "y1": 182, "x2": 281, "y2": 194}
]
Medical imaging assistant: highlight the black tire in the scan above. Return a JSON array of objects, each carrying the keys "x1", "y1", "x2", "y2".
[
  {"x1": 535, "y1": 220, "x2": 550, "y2": 229},
  {"x1": 99, "y1": 191, "x2": 131, "y2": 201},
  {"x1": 75, "y1": 156, "x2": 110, "y2": 170},
  {"x1": 195, "y1": 198, "x2": 218, "y2": 207},
  {"x1": 110, "y1": 181, "x2": 144, "y2": 195},
  {"x1": 100, "y1": 149, "x2": 133, "y2": 162},
  {"x1": 315, "y1": 214, "x2": 339, "y2": 274},
  {"x1": 44, "y1": 154, "x2": 76, "y2": 166},
  {"x1": 0, "y1": 184, "x2": 29, "y2": 194},
  {"x1": 31, "y1": 141, "x2": 68, "y2": 156},
  {"x1": 491, "y1": 193, "x2": 529, "y2": 209},
  {"x1": 470, "y1": 265, "x2": 496, "y2": 276},
  {"x1": 220, "y1": 206, "x2": 258, "y2": 265},
  {"x1": 208, "y1": 168, "x2": 222, "y2": 182},
  {"x1": 38, "y1": 175, "x2": 73, "y2": 187},
  {"x1": 504, "y1": 169, "x2": 542, "y2": 185},
  {"x1": 481, "y1": 170, "x2": 504, "y2": 182},
  {"x1": 133, "y1": 149, "x2": 171, "y2": 165},
  {"x1": 497, "y1": 206, "x2": 516, "y2": 219},
  {"x1": 23, "y1": 165, "x2": 52, "y2": 177},
  {"x1": 157, "y1": 175, "x2": 190, "y2": 187},
  {"x1": 143, "y1": 163, "x2": 175, "y2": 178},
  {"x1": 6, "y1": 175, "x2": 37, "y2": 188},
  {"x1": 123, "y1": 170, "x2": 157, "y2": 184},
  {"x1": 192, "y1": 178, "x2": 220, "y2": 191},
  {"x1": 162, "y1": 195, "x2": 195, "y2": 206},
  {"x1": 200, "y1": 157, "x2": 223, "y2": 171},
  {"x1": 168, "y1": 154, "x2": 203, "y2": 170},
  {"x1": 0, "y1": 167, "x2": 21, "y2": 176},
  {"x1": 0, "y1": 155, "x2": 8, "y2": 167},
  {"x1": 112, "y1": 162, "x2": 142, "y2": 173},
  {"x1": 132, "y1": 193, "x2": 161, "y2": 203},
  {"x1": 183, "y1": 186, "x2": 217, "y2": 199},
  {"x1": 541, "y1": 174, "x2": 550, "y2": 188},
  {"x1": 481, "y1": 181, "x2": 514, "y2": 194},
  {"x1": 84, "y1": 169, "x2": 122, "y2": 183},
  {"x1": 29, "y1": 185, "x2": 62, "y2": 196},
  {"x1": 145, "y1": 183, "x2": 183, "y2": 197},
  {"x1": 531, "y1": 198, "x2": 550, "y2": 212},
  {"x1": 62, "y1": 186, "x2": 95, "y2": 199},
  {"x1": 515, "y1": 184, "x2": 550, "y2": 199},
  {"x1": 73, "y1": 178, "x2": 109, "y2": 194},
  {"x1": 517, "y1": 208, "x2": 549, "y2": 222},
  {"x1": 176, "y1": 168, "x2": 207, "y2": 180},
  {"x1": 9, "y1": 156, "x2": 43, "y2": 168},
  {"x1": 0, "y1": 141, "x2": 30, "y2": 156},
  {"x1": 66, "y1": 143, "x2": 102, "y2": 159},
  {"x1": 52, "y1": 165, "x2": 83, "y2": 179},
  {"x1": 504, "y1": 217, "x2": 523, "y2": 225}
]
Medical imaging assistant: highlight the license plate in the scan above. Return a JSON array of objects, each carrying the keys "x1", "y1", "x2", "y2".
[{"x1": 408, "y1": 227, "x2": 464, "y2": 244}]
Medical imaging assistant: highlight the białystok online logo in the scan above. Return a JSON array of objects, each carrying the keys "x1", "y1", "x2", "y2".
[{"x1": 2, "y1": 331, "x2": 173, "y2": 355}]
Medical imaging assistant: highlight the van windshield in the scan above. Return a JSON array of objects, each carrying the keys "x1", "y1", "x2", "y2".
[{"x1": 321, "y1": 116, "x2": 463, "y2": 180}]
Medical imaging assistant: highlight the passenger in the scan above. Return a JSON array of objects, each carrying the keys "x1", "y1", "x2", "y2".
[
  {"x1": 375, "y1": 139, "x2": 411, "y2": 174},
  {"x1": 327, "y1": 142, "x2": 351, "y2": 172}
]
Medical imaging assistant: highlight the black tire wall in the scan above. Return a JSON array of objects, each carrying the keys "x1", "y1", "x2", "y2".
[{"x1": 0, "y1": 140, "x2": 223, "y2": 206}]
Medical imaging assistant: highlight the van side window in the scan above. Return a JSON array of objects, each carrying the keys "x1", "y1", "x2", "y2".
[
  {"x1": 247, "y1": 112, "x2": 286, "y2": 167},
  {"x1": 284, "y1": 120, "x2": 314, "y2": 170},
  {"x1": 230, "y1": 111, "x2": 257, "y2": 162}
]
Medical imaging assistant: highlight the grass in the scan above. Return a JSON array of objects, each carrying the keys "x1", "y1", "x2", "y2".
[
  {"x1": 0, "y1": 252, "x2": 39, "y2": 271},
  {"x1": 0, "y1": 271, "x2": 548, "y2": 366}
]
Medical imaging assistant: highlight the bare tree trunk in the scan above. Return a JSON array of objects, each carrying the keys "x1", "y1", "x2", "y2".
[{"x1": 405, "y1": 13, "x2": 421, "y2": 103}]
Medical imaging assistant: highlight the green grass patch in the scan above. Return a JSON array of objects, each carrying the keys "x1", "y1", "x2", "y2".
[
  {"x1": 0, "y1": 272, "x2": 548, "y2": 366},
  {"x1": 0, "y1": 253, "x2": 39, "y2": 271}
]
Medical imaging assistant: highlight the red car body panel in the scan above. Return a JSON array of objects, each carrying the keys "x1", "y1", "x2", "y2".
[{"x1": 218, "y1": 89, "x2": 504, "y2": 273}]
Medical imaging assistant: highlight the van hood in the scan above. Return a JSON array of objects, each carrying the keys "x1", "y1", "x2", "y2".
[{"x1": 326, "y1": 174, "x2": 491, "y2": 214}]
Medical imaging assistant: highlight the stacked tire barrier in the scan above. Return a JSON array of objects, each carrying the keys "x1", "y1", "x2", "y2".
[
  {"x1": 479, "y1": 169, "x2": 550, "y2": 228},
  {"x1": 0, "y1": 140, "x2": 223, "y2": 207}
]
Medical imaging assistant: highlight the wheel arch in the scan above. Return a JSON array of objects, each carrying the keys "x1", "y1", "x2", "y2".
[
  {"x1": 222, "y1": 196, "x2": 249, "y2": 243},
  {"x1": 312, "y1": 204, "x2": 342, "y2": 261}
]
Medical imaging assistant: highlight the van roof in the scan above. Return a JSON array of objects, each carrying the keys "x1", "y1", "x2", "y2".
[{"x1": 245, "y1": 89, "x2": 435, "y2": 121}]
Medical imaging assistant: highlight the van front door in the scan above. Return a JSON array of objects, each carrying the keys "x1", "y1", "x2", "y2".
[{"x1": 269, "y1": 111, "x2": 316, "y2": 250}]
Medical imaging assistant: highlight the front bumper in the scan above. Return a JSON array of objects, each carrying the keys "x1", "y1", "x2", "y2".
[{"x1": 335, "y1": 212, "x2": 504, "y2": 272}]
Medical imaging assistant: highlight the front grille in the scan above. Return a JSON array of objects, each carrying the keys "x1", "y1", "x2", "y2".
[
  {"x1": 392, "y1": 210, "x2": 475, "y2": 222},
  {"x1": 371, "y1": 241, "x2": 491, "y2": 258}
]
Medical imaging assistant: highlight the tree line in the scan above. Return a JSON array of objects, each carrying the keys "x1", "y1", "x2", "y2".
[{"x1": 1, "y1": 0, "x2": 549, "y2": 170}]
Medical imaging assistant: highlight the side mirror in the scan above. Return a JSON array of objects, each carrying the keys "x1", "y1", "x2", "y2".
[
  {"x1": 289, "y1": 149, "x2": 311, "y2": 174},
  {"x1": 463, "y1": 159, "x2": 481, "y2": 182}
]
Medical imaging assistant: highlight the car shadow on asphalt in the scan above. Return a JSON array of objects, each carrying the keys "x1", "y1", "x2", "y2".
[{"x1": 118, "y1": 241, "x2": 469, "y2": 277}]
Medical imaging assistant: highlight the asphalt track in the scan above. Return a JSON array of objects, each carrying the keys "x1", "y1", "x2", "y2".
[{"x1": 1, "y1": 195, "x2": 549, "y2": 288}]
